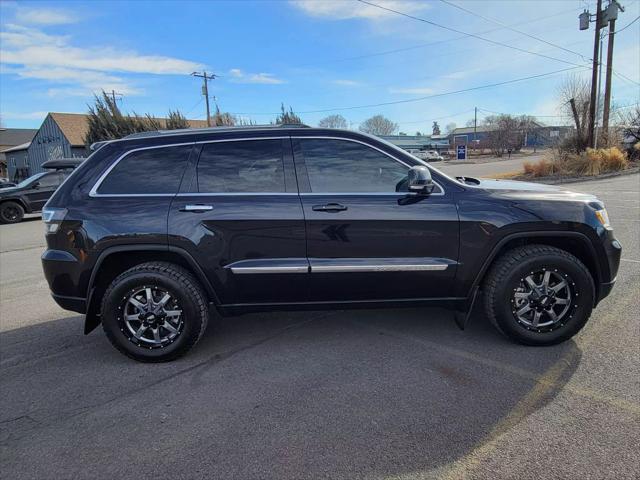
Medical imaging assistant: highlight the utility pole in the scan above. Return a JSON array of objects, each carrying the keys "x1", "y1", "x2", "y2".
[
  {"x1": 594, "y1": 35, "x2": 604, "y2": 148},
  {"x1": 587, "y1": 0, "x2": 603, "y2": 149},
  {"x1": 191, "y1": 71, "x2": 217, "y2": 127},
  {"x1": 602, "y1": 1, "x2": 624, "y2": 142}
]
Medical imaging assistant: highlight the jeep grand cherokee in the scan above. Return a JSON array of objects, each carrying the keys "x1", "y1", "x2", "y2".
[{"x1": 41, "y1": 125, "x2": 621, "y2": 361}]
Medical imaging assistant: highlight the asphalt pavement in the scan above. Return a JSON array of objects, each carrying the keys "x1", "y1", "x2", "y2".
[{"x1": 0, "y1": 174, "x2": 638, "y2": 480}]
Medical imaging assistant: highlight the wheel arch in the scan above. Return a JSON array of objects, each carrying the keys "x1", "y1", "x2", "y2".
[
  {"x1": 0, "y1": 197, "x2": 30, "y2": 213},
  {"x1": 472, "y1": 232, "x2": 602, "y2": 300},
  {"x1": 84, "y1": 245, "x2": 219, "y2": 334}
]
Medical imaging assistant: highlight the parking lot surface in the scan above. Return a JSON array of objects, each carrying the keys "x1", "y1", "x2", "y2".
[{"x1": 1, "y1": 174, "x2": 638, "y2": 480}]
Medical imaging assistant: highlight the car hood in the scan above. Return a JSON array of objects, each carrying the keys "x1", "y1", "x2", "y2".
[
  {"x1": 0, "y1": 186, "x2": 22, "y2": 195},
  {"x1": 475, "y1": 178, "x2": 599, "y2": 203}
]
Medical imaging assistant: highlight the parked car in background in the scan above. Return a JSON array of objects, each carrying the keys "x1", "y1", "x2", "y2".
[
  {"x1": 41, "y1": 126, "x2": 620, "y2": 362},
  {"x1": 0, "y1": 158, "x2": 83, "y2": 224},
  {"x1": 0, "y1": 179, "x2": 17, "y2": 189},
  {"x1": 424, "y1": 150, "x2": 444, "y2": 161}
]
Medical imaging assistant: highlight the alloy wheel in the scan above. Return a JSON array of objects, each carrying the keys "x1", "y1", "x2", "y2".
[
  {"x1": 118, "y1": 286, "x2": 184, "y2": 348},
  {"x1": 510, "y1": 268, "x2": 577, "y2": 332}
]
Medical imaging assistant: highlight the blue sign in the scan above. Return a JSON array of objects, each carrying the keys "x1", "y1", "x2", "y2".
[{"x1": 456, "y1": 144, "x2": 467, "y2": 160}]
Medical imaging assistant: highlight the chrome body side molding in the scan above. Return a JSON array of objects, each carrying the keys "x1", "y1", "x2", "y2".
[{"x1": 225, "y1": 257, "x2": 455, "y2": 274}]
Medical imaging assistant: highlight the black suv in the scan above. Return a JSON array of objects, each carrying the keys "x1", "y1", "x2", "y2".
[
  {"x1": 0, "y1": 159, "x2": 82, "y2": 224},
  {"x1": 41, "y1": 126, "x2": 621, "y2": 362}
]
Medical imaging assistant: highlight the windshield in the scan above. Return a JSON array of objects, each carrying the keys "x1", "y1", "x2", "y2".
[{"x1": 15, "y1": 172, "x2": 48, "y2": 188}]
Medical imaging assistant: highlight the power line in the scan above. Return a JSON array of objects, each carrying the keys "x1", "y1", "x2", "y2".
[
  {"x1": 615, "y1": 14, "x2": 640, "y2": 33},
  {"x1": 613, "y1": 70, "x2": 640, "y2": 86},
  {"x1": 293, "y1": 7, "x2": 581, "y2": 69},
  {"x1": 438, "y1": 0, "x2": 591, "y2": 61},
  {"x1": 356, "y1": 0, "x2": 590, "y2": 69},
  {"x1": 231, "y1": 66, "x2": 586, "y2": 116}
]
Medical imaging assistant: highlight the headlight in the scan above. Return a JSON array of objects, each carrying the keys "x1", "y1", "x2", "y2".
[
  {"x1": 42, "y1": 207, "x2": 67, "y2": 234},
  {"x1": 594, "y1": 208, "x2": 611, "y2": 229}
]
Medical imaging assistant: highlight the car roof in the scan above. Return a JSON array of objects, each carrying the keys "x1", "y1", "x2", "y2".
[{"x1": 90, "y1": 125, "x2": 380, "y2": 151}]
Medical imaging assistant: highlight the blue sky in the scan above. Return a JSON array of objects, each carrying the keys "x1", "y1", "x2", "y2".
[{"x1": 1, "y1": 0, "x2": 639, "y2": 133}]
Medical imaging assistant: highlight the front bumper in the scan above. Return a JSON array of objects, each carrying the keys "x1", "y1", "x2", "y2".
[{"x1": 596, "y1": 235, "x2": 622, "y2": 304}]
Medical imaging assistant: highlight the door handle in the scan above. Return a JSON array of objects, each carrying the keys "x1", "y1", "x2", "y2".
[
  {"x1": 312, "y1": 203, "x2": 348, "y2": 212},
  {"x1": 180, "y1": 204, "x2": 213, "y2": 212}
]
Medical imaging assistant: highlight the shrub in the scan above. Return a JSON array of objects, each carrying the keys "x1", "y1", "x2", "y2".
[
  {"x1": 523, "y1": 158, "x2": 557, "y2": 177},
  {"x1": 600, "y1": 147, "x2": 629, "y2": 171},
  {"x1": 522, "y1": 147, "x2": 629, "y2": 178}
]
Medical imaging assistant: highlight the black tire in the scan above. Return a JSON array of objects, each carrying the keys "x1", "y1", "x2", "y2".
[
  {"x1": 483, "y1": 244, "x2": 595, "y2": 346},
  {"x1": 101, "y1": 262, "x2": 209, "y2": 362},
  {"x1": 0, "y1": 201, "x2": 24, "y2": 224}
]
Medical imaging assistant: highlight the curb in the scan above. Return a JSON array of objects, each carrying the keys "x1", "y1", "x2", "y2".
[{"x1": 512, "y1": 167, "x2": 640, "y2": 185}]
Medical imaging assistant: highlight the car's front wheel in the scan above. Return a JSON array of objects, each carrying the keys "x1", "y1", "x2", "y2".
[
  {"x1": 0, "y1": 201, "x2": 25, "y2": 224},
  {"x1": 101, "y1": 262, "x2": 209, "y2": 362},
  {"x1": 484, "y1": 245, "x2": 595, "y2": 345}
]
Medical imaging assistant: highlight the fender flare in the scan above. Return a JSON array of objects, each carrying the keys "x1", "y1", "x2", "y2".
[
  {"x1": 0, "y1": 196, "x2": 31, "y2": 213},
  {"x1": 468, "y1": 230, "x2": 602, "y2": 293},
  {"x1": 84, "y1": 244, "x2": 219, "y2": 334}
]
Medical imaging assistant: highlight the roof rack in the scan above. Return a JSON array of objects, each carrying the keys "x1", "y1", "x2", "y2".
[{"x1": 122, "y1": 123, "x2": 310, "y2": 140}]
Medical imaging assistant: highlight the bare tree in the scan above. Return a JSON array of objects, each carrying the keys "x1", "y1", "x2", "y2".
[
  {"x1": 275, "y1": 103, "x2": 303, "y2": 125},
  {"x1": 558, "y1": 74, "x2": 591, "y2": 152},
  {"x1": 445, "y1": 122, "x2": 457, "y2": 134},
  {"x1": 211, "y1": 106, "x2": 236, "y2": 126},
  {"x1": 359, "y1": 115, "x2": 398, "y2": 136},
  {"x1": 465, "y1": 119, "x2": 476, "y2": 127},
  {"x1": 318, "y1": 114, "x2": 347, "y2": 129},
  {"x1": 484, "y1": 114, "x2": 521, "y2": 156}
]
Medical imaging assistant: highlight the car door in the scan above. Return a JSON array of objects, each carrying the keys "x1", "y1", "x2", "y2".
[
  {"x1": 292, "y1": 136, "x2": 459, "y2": 303},
  {"x1": 168, "y1": 137, "x2": 308, "y2": 306},
  {"x1": 27, "y1": 172, "x2": 63, "y2": 211}
]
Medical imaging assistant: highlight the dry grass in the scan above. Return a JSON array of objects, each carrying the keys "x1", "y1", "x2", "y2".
[
  {"x1": 523, "y1": 158, "x2": 558, "y2": 177},
  {"x1": 522, "y1": 147, "x2": 629, "y2": 178}
]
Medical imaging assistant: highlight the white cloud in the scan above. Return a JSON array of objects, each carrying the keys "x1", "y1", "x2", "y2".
[
  {"x1": 290, "y1": 0, "x2": 428, "y2": 20},
  {"x1": 1, "y1": 111, "x2": 49, "y2": 121},
  {"x1": 0, "y1": 24, "x2": 204, "y2": 75},
  {"x1": 0, "y1": 23, "x2": 205, "y2": 99},
  {"x1": 332, "y1": 79, "x2": 363, "y2": 86},
  {"x1": 389, "y1": 86, "x2": 435, "y2": 95},
  {"x1": 228, "y1": 68, "x2": 285, "y2": 84},
  {"x1": 15, "y1": 7, "x2": 79, "y2": 25}
]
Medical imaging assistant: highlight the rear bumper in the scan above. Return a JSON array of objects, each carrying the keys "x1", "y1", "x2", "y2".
[
  {"x1": 51, "y1": 293, "x2": 86, "y2": 314},
  {"x1": 42, "y1": 249, "x2": 87, "y2": 314}
]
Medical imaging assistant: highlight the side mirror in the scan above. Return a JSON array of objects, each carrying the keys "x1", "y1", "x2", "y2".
[{"x1": 407, "y1": 166, "x2": 435, "y2": 194}]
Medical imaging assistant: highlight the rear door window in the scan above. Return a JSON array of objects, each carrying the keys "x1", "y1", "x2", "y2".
[
  {"x1": 196, "y1": 140, "x2": 285, "y2": 193},
  {"x1": 97, "y1": 145, "x2": 191, "y2": 194}
]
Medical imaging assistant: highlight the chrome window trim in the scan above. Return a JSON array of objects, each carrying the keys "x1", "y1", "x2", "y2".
[
  {"x1": 89, "y1": 135, "x2": 445, "y2": 197},
  {"x1": 292, "y1": 136, "x2": 445, "y2": 196},
  {"x1": 89, "y1": 137, "x2": 288, "y2": 198}
]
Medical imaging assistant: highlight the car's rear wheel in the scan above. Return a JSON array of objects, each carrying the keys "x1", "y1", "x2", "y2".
[
  {"x1": 0, "y1": 201, "x2": 24, "y2": 224},
  {"x1": 484, "y1": 245, "x2": 595, "y2": 345},
  {"x1": 101, "y1": 262, "x2": 208, "y2": 362}
]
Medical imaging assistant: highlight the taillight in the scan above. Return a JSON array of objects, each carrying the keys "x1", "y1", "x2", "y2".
[{"x1": 42, "y1": 207, "x2": 67, "y2": 234}]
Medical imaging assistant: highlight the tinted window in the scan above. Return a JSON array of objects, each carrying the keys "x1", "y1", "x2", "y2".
[
  {"x1": 299, "y1": 139, "x2": 408, "y2": 193},
  {"x1": 197, "y1": 140, "x2": 285, "y2": 193},
  {"x1": 37, "y1": 172, "x2": 64, "y2": 188},
  {"x1": 98, "y1": 146, "x2": 191, "y2": 194}
]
